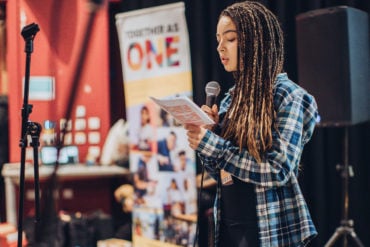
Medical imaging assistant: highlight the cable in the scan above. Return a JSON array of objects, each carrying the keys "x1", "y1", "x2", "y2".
[{"x1": 193, "y1": 159, "x2": 206, "y2": 247}]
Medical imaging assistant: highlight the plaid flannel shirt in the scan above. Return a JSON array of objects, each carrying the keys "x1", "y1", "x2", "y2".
[{"x1": 197, "y1": 73, "x2": 318, "y2": 246}]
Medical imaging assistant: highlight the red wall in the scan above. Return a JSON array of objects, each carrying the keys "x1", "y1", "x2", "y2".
[{"x1": 6, "y1": 0, "x2": 110, "y2": 163}]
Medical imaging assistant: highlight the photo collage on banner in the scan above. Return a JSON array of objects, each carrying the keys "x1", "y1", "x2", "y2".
[{"x1": 116, "y1": 3, "x2": 196, "y2": 246}]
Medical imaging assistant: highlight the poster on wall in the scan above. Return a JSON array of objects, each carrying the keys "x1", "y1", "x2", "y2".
[{"x1": 116, "y1": 2, "x2": 197, "y2": 246}]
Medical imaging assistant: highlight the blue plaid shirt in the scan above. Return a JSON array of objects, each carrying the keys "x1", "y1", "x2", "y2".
[{"x1": 197, "y1": 73, "x2": 318, "y2": 246}]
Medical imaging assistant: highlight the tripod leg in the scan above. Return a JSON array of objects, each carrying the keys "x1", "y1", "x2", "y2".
[
  {"x1": 348, "y1": 231, "x2": 365, "y2": 247},
  {"x1": 324, "y1": 227, "x2": 343, "y2": 247}
]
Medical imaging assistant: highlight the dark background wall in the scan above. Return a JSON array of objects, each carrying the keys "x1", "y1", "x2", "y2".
[{"x1": 107, "y1": 1, "x2": 370, "y2": 246}]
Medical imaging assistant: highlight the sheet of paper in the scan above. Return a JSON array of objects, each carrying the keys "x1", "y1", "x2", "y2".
[{"x1": 150, "y1": 96, "x2": 215, "y2": 125}]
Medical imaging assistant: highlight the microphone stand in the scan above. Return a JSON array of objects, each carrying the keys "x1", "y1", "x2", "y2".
[
  {"x1": 30, "y1": 1, "x2": 103, "y2": 245},
  {"x1": 16, "y1": 1, "x2": 102, "y2": 245},
  {"x1": 17, "y1": 23, "x2": 40, "y2": 247}
]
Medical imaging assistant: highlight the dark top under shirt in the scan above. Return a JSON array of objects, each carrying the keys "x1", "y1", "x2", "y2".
[
  {"x1": 220, "y1": 176, "x2": 258, "y2": 225},
  {"x1": 216, "y1": 113, "x2": 258, "y2": 225}
]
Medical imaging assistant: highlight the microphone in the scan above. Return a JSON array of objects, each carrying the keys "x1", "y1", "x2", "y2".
[{"x1": 205, "y1": 81, "x2": 221, "y2": 107}]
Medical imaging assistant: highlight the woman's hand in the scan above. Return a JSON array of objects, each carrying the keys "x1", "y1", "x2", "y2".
[
  {"x1": 201, "y1": 104, "x2": 219, "y2": 130},
  {"x1": 184, "y1": 104, "x2": 218, "y2": 150},
  {"x1": 184, "y1": 124, "x2": 207, "y2": 150}
]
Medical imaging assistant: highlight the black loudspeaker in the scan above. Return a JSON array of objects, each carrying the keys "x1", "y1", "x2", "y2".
[{"x1": 296, "y1": 6, "x2": 370, "y2": 126}]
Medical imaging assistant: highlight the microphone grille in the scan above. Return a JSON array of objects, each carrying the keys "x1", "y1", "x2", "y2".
[{"x1": 205, "y1": 81, "x2": 221, "y2": 96}]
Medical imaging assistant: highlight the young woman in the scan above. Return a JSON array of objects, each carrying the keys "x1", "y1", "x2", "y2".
[{"x1": 185, "y1": 1, "x2": 318, "y2": 246}]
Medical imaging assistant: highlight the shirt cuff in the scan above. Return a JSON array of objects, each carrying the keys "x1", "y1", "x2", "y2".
[{"x1": 196, "y1": 129, "x2": 224, "y2": 159}]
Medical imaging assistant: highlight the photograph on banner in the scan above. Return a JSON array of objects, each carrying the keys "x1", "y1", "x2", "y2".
[
  {"x1": 128, "y1": 103, "x2": 157, "y2": 152},
  {"x1": 129, "y1": 122, "x2": 197, "y2": 246}
]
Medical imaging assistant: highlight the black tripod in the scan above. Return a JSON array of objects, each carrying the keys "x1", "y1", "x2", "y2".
[
  {"x1": 324, "y1": 127, "x2": 364, "y2": 247},
  {"x1": 17, "y1": 23, "x2": 41, "y2": 247}
]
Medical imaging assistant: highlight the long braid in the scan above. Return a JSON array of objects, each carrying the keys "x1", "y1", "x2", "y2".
[{"x1": 220, "y1": 1, "x2": 284, "y2": 162}]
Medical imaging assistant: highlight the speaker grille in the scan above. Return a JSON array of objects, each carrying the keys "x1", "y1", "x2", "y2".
[{"x1": 296, "y1": 6, "x2": 370, "y2": 126}]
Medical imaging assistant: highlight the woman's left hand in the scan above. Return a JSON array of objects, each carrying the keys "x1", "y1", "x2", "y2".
[
  {"x1": 184, "y1": 124, "x2": 207, "y2": 150},
  {"x1": 201, "y1": 104, "x2": 219, "y2": 130}
]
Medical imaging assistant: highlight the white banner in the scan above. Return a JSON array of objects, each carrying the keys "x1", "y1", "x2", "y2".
[{"x1": 116, "y1": 3, "x2": 196, "y2": 246}]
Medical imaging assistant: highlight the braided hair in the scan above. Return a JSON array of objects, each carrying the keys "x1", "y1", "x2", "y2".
[{"x1": 220, "y1": 1, "x2": 285, "y2": 162}]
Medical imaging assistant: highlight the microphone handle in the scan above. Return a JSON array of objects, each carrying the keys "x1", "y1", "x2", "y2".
[{"x1": 206, "y1": 95, "x2": 217, "y2": 107}]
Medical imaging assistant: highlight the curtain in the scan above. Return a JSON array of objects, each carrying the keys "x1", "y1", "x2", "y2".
[{"x1": 110, "y1": 1, "x2": 370, "y2": 246}]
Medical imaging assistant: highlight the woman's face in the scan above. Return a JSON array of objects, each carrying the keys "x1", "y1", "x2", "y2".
[{"x1": 216, "y1": 16, "x2": 238, "y2": 72}]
